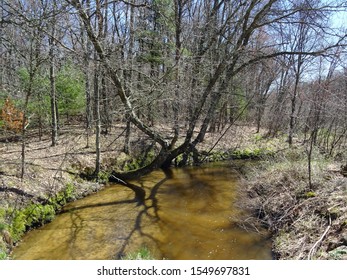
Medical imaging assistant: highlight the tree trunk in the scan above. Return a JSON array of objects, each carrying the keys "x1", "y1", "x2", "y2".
[
  {"x1": 172, "y1": 0, "x2": 183, "y2": 141},
  {"x1": 49, "y1": 30, "x2": 58, "y2": 146},
  {"x1": 94, "y1": 58, "x2": 101, "y2": 177},
  {"x1": 20, "y1": 94, "x2": 30, "y2": 180},
  {"x1": 83, "y1": 0, "x2": 92, "y2": 148}
]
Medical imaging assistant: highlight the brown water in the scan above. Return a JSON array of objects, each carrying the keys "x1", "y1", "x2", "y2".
[{"x1": 12, "y1": 163, "x2": 272, "y2": 260}]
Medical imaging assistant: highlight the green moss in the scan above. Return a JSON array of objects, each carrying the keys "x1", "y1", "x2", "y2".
[
  {"x1": 230, "y1": 147, "x2": 273, "y2": 159},
  {"x1": 0, "y1": 222, "x2": 6, "y2": 232},
  {"x1": 327, "y1": 207, "x2": 340, "y2": 220},
  {"x1": 0, "y1": 248, "x2": 8, "y2": 260},
  {"x1": 23, "y1": 204, "x2": 55, "y2": 226},
  {"x1": 64, "y1": 183, "x2": 76, "y2": 201},
  {"x1": 328, "y1": 246, "x2": 347, "y2": 260},
  {"x1": 122, "y1": 149, "x2": 157, "y2": 171},
  {"x1": 123, "y1": 158, "x2": 140, "y2": 171},
  {"x1": 8, "y1": 209, "x2": 26, "y2": 243},
  {"x1": 97, "y1": 171, "x2": 110, "y2": 183},
  {"x1": 49, "y1": 183, "x2": 76, "y2": 209},
  {"x1": 119, "y1": 147, "x2": 160, "y2": 171},
  {"x1": 207, "y1": 152, "x2": 225, "y2": 162},
  {"x1": 253, "y1": 133, "x2": 263, "y2": 142},
  {"x1": 0, "y1": 209, "x2": 6, "y2": 232},
  {"x1": 174, "y1": 154, "x2": 184, "y2": 166},
  {"x1": 5, "y1": 183, "x2": 76, "y2": 244},
  {"x1": 8, "y1": 204, "x2": 57, "y2": 243},
  {"x1": 305, "y1": 191, "x2": 316, "y2": 198}
]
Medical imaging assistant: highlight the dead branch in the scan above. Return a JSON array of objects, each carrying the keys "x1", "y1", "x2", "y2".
[{"x1": 307, "y1": 215, "x2": 332, "y2": 260}]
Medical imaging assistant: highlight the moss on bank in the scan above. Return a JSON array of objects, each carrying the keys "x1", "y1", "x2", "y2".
[
  {"x1": 171, "y1": 147, "x2": 275, "y2": 167},
  {"x1": 0, "y1": 183, "x2": 78, "y2": 258}
]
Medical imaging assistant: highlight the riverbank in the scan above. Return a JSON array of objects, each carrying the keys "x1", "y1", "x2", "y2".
[
  {"x1": 0, "y1": 129, "x2": 104, "y2": 259},
  {"x1": 1, "y1": 124, "x2": 346, "y2": 259},
  {"x1": 238, "y1": 148, "x2": 347, "y2": 260},
  {"x1": 0, "y1": 124, "x2": 272, "y2": 259}
]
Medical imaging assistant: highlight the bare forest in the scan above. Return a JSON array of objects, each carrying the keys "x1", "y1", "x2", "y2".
[{"x1": 1, "y1": 0, "x2": 347, "y2": 260}]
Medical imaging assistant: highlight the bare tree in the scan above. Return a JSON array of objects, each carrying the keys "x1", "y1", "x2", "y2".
[
  {"x1": 64, "y1": 0, "x2": 346, "y2": 179},
  {"x1": 3, "y1": 0, "x2": 344, "y2": 179},
  {"x1": 49, "y1": 0, "x2": 58, "y2": 146}
]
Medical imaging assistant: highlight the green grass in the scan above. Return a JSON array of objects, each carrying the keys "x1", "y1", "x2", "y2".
[{"x1": 122, "y1": 246, "x2": 155, "y2": 260}]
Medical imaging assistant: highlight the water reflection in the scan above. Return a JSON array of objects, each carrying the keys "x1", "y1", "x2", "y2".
[{"x1": 12, "y1": 163, "x2": 272, "y2": 260}]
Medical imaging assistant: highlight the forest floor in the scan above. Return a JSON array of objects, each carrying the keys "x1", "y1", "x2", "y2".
[
  {"x1": 0, "y1": 123, "x2": 273, "y2": 208},
  {"x1": 0, "y1": 123, "x2": 346, "y2": 260}
]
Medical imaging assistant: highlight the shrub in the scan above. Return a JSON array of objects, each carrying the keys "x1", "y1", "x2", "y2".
[{"x1": 0, "y1": 97, "x2": 26, "y2": 133}]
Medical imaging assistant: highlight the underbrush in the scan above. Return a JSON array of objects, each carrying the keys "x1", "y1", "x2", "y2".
[
  {"x1": 0, "y1": 183, "x2": 77, "y2": 258},
  {"x1": 240, "y1": 147, "x2": 347, "y2": 259}
]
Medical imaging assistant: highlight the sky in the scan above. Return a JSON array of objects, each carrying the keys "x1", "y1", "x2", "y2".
[{"x1": 331, "y1": 9, "x2": 347, "y2": 29}]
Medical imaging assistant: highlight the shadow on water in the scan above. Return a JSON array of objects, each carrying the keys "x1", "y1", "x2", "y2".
[
  {"x1": 114, "y1": 168, "x2": 174, "y2": 259},
  {"x1": 12, "y1": 163, "x2": 272, "y2": 260}
]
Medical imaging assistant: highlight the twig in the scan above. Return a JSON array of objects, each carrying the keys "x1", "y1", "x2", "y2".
[
  {"x1": 307, "y1": 215, "x2": 332, "y2": 260},
  {"x1": 105, "y1": 127, "x2": 127, "y2": 150},
  {"x1": 109, "y1": 175, "x2": 127, "y2": 186}
]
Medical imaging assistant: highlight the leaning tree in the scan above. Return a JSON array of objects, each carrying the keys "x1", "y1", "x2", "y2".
[{"x1": 66, "y1": 0, "x2": 346, "y2": 179}]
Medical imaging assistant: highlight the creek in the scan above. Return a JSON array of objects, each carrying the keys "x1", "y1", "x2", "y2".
[{"x1": 12, "y1": 162, "x2": 272, "y2": 260}]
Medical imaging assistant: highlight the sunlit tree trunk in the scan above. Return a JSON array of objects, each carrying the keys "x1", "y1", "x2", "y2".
[
  {"x1": 123, "y1": 0, "x2": 135, "y2": 154},
  {"x1": 49, "y1": 7, "x2": 58, "y2": 147},
  {"x1": 84, "y1": 0, "x2": 92, "y2": 148},
  {"x1": 94, "y1": 0, "x2": 103, "y2": 178},
  {"x1": 94, "y1": 56, "x2": 101, "y2": 177},
  {"x1": 288, "y1": 53, "x2": 303, "y2": 146},
  {"x1": 172, "y1": 0, "x2": 184, "y2": 144}
]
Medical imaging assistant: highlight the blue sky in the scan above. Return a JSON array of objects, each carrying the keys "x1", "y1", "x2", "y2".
[{"x1": 331, "y1": 9, "x2": 347, "y2": 29}]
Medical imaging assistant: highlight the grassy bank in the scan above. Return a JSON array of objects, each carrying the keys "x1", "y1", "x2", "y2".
[
  {"x1": 0, "y1": 181, "x2": 100, "y2": 259},
  {"x1": 239, "y1": 147, "x2": 347, "y2": 260}
]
